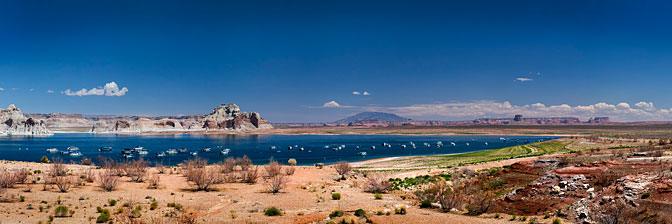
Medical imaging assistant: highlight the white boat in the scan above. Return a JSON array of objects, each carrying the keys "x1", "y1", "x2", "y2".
[
  {"x1": 288, "y1": 146, "x2": 293, "y2": 150},
  {"x1": 270, "y1": 146, "x2": 276, "y2": 150},
  {"x1": 220, "y1": 149, "x2": 230, "y2": 155},
  {"x1": 466, "y1": 143, "x2": 470, "y2": 146},
  {"x1": 133, "y1": 146, "x2": 144, "y2": 151},
  {"x1": 136, "y1": 150, "x2": 148, "y2": 155},
  {"x1": 166, "y1": 149, "x2": 178, "y2": 154},
  {"x1": 123, "y1": 154, "x2": 134, "y2": 159},
  {"x1": 450, "y1": 142, "x2": 456, "y2": 146},
  {"x1": 178, "y1": 148, "x2": 188, "y2": 153},
  {"x1": 357, "y1": 152, "x2": 367, "y2": 156},
  {"x1": 371, "y1": 146, "x2": 376, "y2": 149},
  {"x1": 67, "y1": 146, "x2": 79, "y2": 151},
  {"x1": 299, "y1": 147, "x2": 304, "y2": 151},
  {"x1": 99, "y1": 147, "x2": 113, "y2": 152},
  {"x1": 60, "y1": 151, "x2": 70, "y2": 155},
  {"x1": 201, "y1": 147, "x2": 211, "y2": 152},
  {"x1": 189, "y1": 152, "x2": 198, "y2": 156},
  {"x1": 69, "y1": 151, "x2": 83, "y2": 157},
  {"x1": 484, "y1": 142, "x2": 488, "y2": 146},
  {"x1": 401, "y1": 145, "x2": 407, "y2": 148},
  {"x1": 156, "y1": 152, "x2": 166, "y2": 157},
  {"x1": 46, "y1": 148, "x2": 59, "y2": 153}
]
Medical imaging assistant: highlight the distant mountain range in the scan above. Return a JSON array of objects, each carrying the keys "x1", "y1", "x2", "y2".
[{"x1": 334, "y1": 112, "x2": 410, "y2": 123}]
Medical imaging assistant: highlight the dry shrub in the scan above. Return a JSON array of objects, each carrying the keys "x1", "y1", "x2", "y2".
[
  {"x1": 589, "y1": 199, "x2": 670, "y2": 224},
  {"x1": 83, "y1": 168, "x2": 95, "y2": 183},
  {"x1": 284, "y1": 166, "x2": 295, "y2": 176},
  {"x1": 418, "y1": 179, "x2": 467, "y2": 212},
  {"x1": 183, "y1": 158, "x2": 221, "y2": 191},
  {"x1": 241, "y1": 167, "x2": 259, "y2": 184},
  {"x1": 155, "y1": 162, "x2": 166, "y2": 174},
  {"x1": 14, "y1": 168, "x2": 28, "y2": 184},
  {"x1": 236, "y1": 155, "x2": 252, "y2": 171},
  {"x1": 125, "y1": 158, "x2": 149, "y2": 182},
  {"x1": 364, "y1": 174, "x2": 391, "y2": 193},
  {"x1": 50, "y1": 158, "x2": 66, "y2": 177},
  {"x1": 221, "y1": 157, "x2": 235, "y2": 173},
  {"x1": 592, "y1": 171, "x2": 623, "y2": 191},
  {"x1": 266, "y1": 174, "x2": 287, "y2": 194},
  {"x1": 147, "y1": 174, "x2": 160, "y2": 189},
  {"x1": 465, "y1": 191, "x2": 494, "y2": 215},
  {"x1": 53, "y1": 176, "x2": 72, "y2": 192},
  {"x1": 98, "y1": 156, "x2": 125, "y2": 177},
  {"x1": 0, "y1": 169, "x2": 17, "y2": 188},
  {"x1": 98, "y1": 168, "x2": 120, "y2": 191},
  {"x1": 334, "y1": 161, "x2": 352, "y2": 177},
  {"x1": 265, "y1": 159, "x2": 283, "y2": 178}
]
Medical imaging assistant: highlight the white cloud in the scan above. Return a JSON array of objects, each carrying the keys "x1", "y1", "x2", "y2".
[
  {"x1": 47, "y1": 90, "x2": 54, "y2": 93},
  {"x1": 515, "y1": 77, "x2": 533, "y2": 82},
  {"x1": 64, "y1": 82, "x2": 128, "y2": 96},
  {"x1": 362, "y1": 91, "x2": 371, "y2": 95},
  {"x1": 0, "y1": 88, "x2": 4, "y2": 91},
  {"x1": 359, "y1": 100, "x2": 672, "y2": 122},
  {"x1": 635, "y1": 101, "x2": 655, "y2": 111},
  {"x1": 29, "y1": 88, "x2": 35, "y2": 92},
  {"x1": 322, "y1": 101, "x2": 342, "y2": 108},
  {"x1": 352, "y1": 91, "x2": 361, "y2": 95}
]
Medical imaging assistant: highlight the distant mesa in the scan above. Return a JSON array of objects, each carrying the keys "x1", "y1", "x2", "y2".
[
  {"x1": 335, "y1": 112, "x2": 410, "y2": 123},
  {"x1": 0, "y1": 104, "x2": 52, "y2": 136},
  {"x1": 473, "y1": 115, "x2": 611, "y2": 125}
]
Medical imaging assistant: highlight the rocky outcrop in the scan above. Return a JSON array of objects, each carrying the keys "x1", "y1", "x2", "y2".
[
  {"x1": 0, "y1": 104, "x2": 52, "y2": 136},
  {"x1": 90, "y1": 103, "x2": 272, "y2": 133},
  {"x1": 26, "y1": 113, "x2": 93, "y2": 130},
  {"x1": 202, "y1": 103, "x2": 273, "y2": 131}
]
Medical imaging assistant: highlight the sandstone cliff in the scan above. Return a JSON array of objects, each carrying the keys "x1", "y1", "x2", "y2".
[{"x1": 0, "y1": 104, "x2": 52, "y2": 136}]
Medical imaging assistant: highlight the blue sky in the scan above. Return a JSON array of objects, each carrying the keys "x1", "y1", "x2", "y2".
[{"x1": 1, "y1": 0, "x2": 672, "y2": 122}]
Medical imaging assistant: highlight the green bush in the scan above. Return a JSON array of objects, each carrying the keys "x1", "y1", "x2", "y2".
[
  {"x1": 641, "y1": 192, "x2": 651, "y2": 199},
  {"x1": 131, "y1": 208, "x2": 142, "y2": 218},
  {"x1": 332, "y1": 193, "x2": 341, "y2": 200},
  {"x1": 374, "y1": 193, "x2": 383, "y2": 200},
  {"x1": 54, "y1": 206, "x2": 69, "y2": 217},
  {"x1": 96, "y1": 206, "x2": 103, "y2": 213},
  {"x1": 19, "y1": 196, "x2": 25, "y2": 202},
  {"x1": 40, "y1": 156, "x2": 50, "y2": 163},
  {"x1": 394, "y1": 206, "x2": 407, "y2": 215},
  {"x1": 96, "y1": 209, "x2": 110, "y2": 223},
  {"x1": 354, "y1": 209, "x2": 366, "y2": 217},
  {"x1": 264, "y1": 206, "x2": 282, "y2": 216},
  {"x1": 329, "y1": 209, "x2": 344, "y2": 218},
  {"x1": 288, "y1": 158, "x2": 297, "y2": 166},
  {"x1": 150, "y1": 201, "x2": 158, "y2": 210},
  {"x1": 552, "y1": 218, "x2": 562, "y2": 224},
  {"x1": 420, "y1": 200, "x2": 432, "y2": 208},
  {"x1": 108, "y1": 199, "x2": 117, "y2": 206}
]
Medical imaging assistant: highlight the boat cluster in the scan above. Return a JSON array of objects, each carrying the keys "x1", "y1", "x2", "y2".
[
  {"x1": 46, "y1": 145, "x2": 233, "y2": 159},
  {"x1": 46, "y1": 146, "x2": 82, "y2": 157}
]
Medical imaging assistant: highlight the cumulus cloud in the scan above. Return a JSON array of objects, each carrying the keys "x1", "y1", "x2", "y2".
[
  {"x1": 635, "y1": 101, "x2": 656, "y2": 111},
  {"x1": 359, "y1": 100, "x2": 672, "y2": 122},
  {"x1": 322, "y1": 101, "x2": 342, "y2": 108},
  {"x1": 29, "y1": 88, "x2": 35, "y2": 92},
  {"x1": 64, "y1": 82, "x2": 128, "y2": 96},
  {"x1": 362, "y1": 91, "x2": 371, "y2": 95},
  {"x1": 515, "y1": 77, "x2": 533, "y2": 82},
  {"x1": 0, "y1": 88, "x2": 4, "y2": 91},
  {"x1": 352, "y1": 91, "x2": 361, "y2": 95},
  {"x1": 353, "y1": 91, "x2": 371, "y2": 95},
  {"x1": 47, "y1": 90, "x2": 54, "y2": 93}
]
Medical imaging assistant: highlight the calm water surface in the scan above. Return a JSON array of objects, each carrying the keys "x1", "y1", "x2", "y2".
[{"x1": 0, "y1": 134, "x2": 558, "y2": 166}]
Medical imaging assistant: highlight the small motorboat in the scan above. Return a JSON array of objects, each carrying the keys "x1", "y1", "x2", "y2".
[
  {"x1": 166, "y1": 149, "x2": 178, "y2": 154},
  {"x1": 357, "y1": 152, "x2": 367, "y2": 156},
  {"x1": 123, "y1": 154, "x2": 134, "y2": 159},
  {"x1": 371, "y1": 146, "x2": 376, "y2": 149},
  {"x1": 299, "y1": 147, "x2": 304, "y2": 151},
  {"x1": 288, "y1": 146, "x2": 293, "y2": 150},
  {"x1": 220, "y1": 149, "x2": 231, "y2": 155},
  {"x1": 99, "y1": 147, "x2": 113, "y2": 152},
  {"x1": 46, "y1": 148, "x2": 59, "y2": 153},
  {"x1": 201, "y1": 147, "x2": 211, "y2": 152},
  {"x1": 67, "y1": 146, "x2": 79, "y2": 151},
  {"x1": 133, "y1": 146, "x2": 144, "y2": 151},
  {"x1": 69, "y1": 151, "x2": 83, "y2": 157},
  {"x1": 156, "y1": 152, "x2": 166, "y2": 157},
  {"x1": 355, "y1": 146, "x2": 360, "y2": 149},
  {"x1": 121, "y1": 148, "x2": 133, "y2": 154},
  {"x1": 401, "y1": 145, "x2": 407, "y2": 149},
  {"x1": 60, "y1": 151, "x2": 70, "y2": 155},
  {"x1": 135, "y1": 150, "x2": 148, "y2": 155},
  {"x1": 178, "y1": 148, "x2": 188, "y2": 153},
  {"x1": 270, "y1": 146, "x2": 276, "y2": 150},
  {"x1": 189, "y1": 152, "x2": 198, "y2": 156}
]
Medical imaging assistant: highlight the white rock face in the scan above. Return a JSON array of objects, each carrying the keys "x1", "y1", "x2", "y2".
[
  {"x1": 202, "y1": 103, "x2": 273, "y2": 131},
  {"x1": 0, "y1": 104, "x2": 52, "y2": 136}
]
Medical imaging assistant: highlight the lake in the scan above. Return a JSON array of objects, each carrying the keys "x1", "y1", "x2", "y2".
[{"x1": 0, "y1": 134, "x2": 558, "y2": 166}]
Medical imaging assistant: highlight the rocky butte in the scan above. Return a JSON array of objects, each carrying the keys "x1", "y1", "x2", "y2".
[{"x1": 0, "y1": 104, "x2": 52, "y2": 136}]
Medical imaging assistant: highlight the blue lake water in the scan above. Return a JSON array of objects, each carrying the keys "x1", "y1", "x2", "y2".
[{"x1": 0, "y1": 134, "x2": 558, "y2": 166}]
